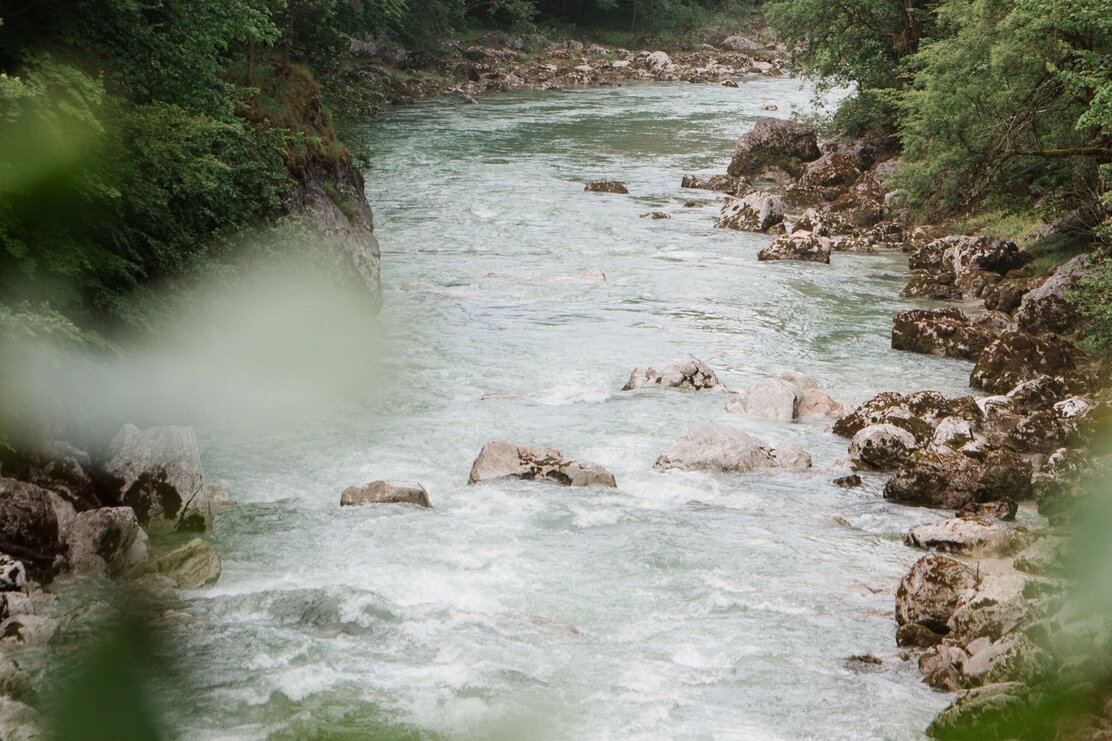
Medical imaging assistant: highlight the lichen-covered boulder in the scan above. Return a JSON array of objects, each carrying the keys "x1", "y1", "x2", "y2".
[
  {"x1": 757, "y1": 231, "x2": 831, "y2": 263},
  {"x1": 468, "y1": 441, "x2": 616, "y2": 487},
  {"x1": 727, "y1": 117, "x2": 820, "y2": 178},
  {"x1": 904, "y1": 236, "x2": 1028, "y2": 300},
  {"x1": 584, "y1": 179, "x2": 628, "y2": 194},
  {"x1": 725, "y1": 378, "x2": 801, "y2": 420},
  {"x1": 849, "y1": 424, "x2": 918, "y2": 469},
  {"x1": 340, "y1": 481, "x2": 430, "y2": 508},
  {"x1": 623, "y1": 359, "x2": 723, "y2": 391},
  {"x1": 884, "y1": 447, "x2": 1032, "y2": 509},
  {"x1": 654, "y1": 425, "x2": 811, "y2": 473},
  {"x1": 798, "y1": 151, "x2": 861, "y2": 189},
  {"x1": 892, "y1": 308, "x2": 992, "y2": 362},
  {"x1": 716, "y1": 192, "x2": 785, "y2": 233},
  {"x1": 66, "y1": 507, "x2": 149, "y2": 577},
  {"x1": 896, "y1": 554, "x2": 979, "y2": 634},
  {"x1": 102, "y1": 424, "x2": 212, "y2": 533},
  {"x1": 970, "y1": 332, "x2": 1083, "y2": 394}
]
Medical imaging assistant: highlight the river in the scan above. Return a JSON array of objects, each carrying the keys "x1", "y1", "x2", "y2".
[{"x1": 164, "y1": 78, "x2": 974, "y2": 738}]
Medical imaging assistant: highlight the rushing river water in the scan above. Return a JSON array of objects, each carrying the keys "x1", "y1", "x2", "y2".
[{"x1": 158, "y1": 79, "x2": 982, "y2": 738}]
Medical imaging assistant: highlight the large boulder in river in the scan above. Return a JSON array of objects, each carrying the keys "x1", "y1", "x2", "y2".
[
  {"x1": 0, "y1": 479, "x2": 62, "y2": 570},
  {"x1": 720, "y1": 35, "x2": 764, "y2": 53},
  {"x1": 1015, "y1": 254, "x2": 1090, "y2": 335},
  {"x1": 102, "y1": 424, "x2": 213, "y2": 533},
  {"x1": 66, "y1": 507, "x2": 149, "y2": 577},
  {"x1": 725, "y1": 378, "x2": 800, "y2": 420},
  {"x1": 654, "y1": 425, "x2": 811, "y2": 473},
  {"x1": 340, "y1": 481, "x2": 430, "y2": 508},
  {"x1": 896, "y1": 553, "x2": 978, "y2": 635},
  {"x1": 884, "y1": 447, "x2": 1032, "y2": 509},
  {"x1": 716, "y1": 192, "x2": 784, "y2": 232},
  {"x1": 892, "y1": 308, "x2": 993, "y2": 362},
  {"x1": 468, "y1": 441, "x2": 616, "y2": 487},
  {"x1": 623, "y1": 359, "x2": 723, "y2": 391},
  {"x1": 727, "y1": 117, "x2": 820, "y2": 178},
  {"x1": 969, "y1": 332, "x2": 1084, "y2": 394},
  {"x1": 757, "y1": 231, "x2": 831, "y2": 263},
  {"x1": 584, "y1": 180, "x2": 628, "y2": 194},
  {"x1": 849, "y1": 424, "x2": 918, "y2": 469}
]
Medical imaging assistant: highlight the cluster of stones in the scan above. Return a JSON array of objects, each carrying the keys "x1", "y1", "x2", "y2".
[
  {"x1": 348, "y1": 33, "x2": 789, "y2": 105},
  {"x1": 0, "y1": 425, "x2": 225, "y2": 735}
]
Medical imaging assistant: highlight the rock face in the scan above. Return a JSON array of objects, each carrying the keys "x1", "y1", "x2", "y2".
[
  {"x1": 138, "y1": 538, "x2": 221, "y2": 588},
  {"x1": 969, "y1": 332, "x2": 1082, "y2": 394},
  {"x1": 102, "y1": 425, "x2": 213, "y2": 533},
  {"x1": 468, "y1": 441, "x2": 616, "y2": 487},
  {"x1": 340, "y1": 481, "x2": 430, "y2": 508},
  {"x1": 895, "y1": 554, "x2": 978, "y2": 635},
  {"x1": 849, "y1": 424, "x2": 919, "y2": 469},
  {"x1": 622, "y1": 359, "x2": 723, "y2": 391},
  {"x1": 654, "y1": 425, "x2": 811, "y2": 473},
  {"x1": 585, "y1": 180, "x2": 629, "y2": 194},
  {"x1": 727, "y1": 118, "x2": 820, "y2": 178},
  {"x1": 757, "y1": 231, "x2": 831, "y2": 263},
  {"x1": 892, "y1": 308, "x2": 992, "y2": 362},
  {"x1": 716, "y1": 192, "x2": 784, "y2": 232},
  {"x1": 0, "y1": 479, "x2": 62, "y2": 569},
  {"x1": 884, "y1": 448, "x2": 1032, "y2": 509},
  {"x1": 66, "y1": 507, "x2": 150, "y2": 577}
]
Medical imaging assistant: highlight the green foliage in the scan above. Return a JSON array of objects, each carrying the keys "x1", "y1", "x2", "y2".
[{"x1": 1071, "y1": 257, "x2": 1112, "y2": 351}]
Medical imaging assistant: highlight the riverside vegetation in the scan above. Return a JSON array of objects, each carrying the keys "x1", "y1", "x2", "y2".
[{"x1": 1, "y1": 0, "x2": 1112, "y2": 738}]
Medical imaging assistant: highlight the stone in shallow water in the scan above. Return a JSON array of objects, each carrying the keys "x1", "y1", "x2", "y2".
[
  {"x1": 340, "y1": 481, "x2": 431, "y2": 508},
  {"x1": 134, "y1": 538, "x2": 221, "y2": 589},
  {"x1": 725, "y1": 378, "x2": 800, "y2": 420},
  {"x1": 468, "y1": 441, "x2": 616, "y2": 488},
  {"x1": 904, "y1": 515, "x2": 1025, "y2": 557},
  {"x1": 623, "y1": 359, "x2": 723, "y2": 391},
  {"x1": 584, "y1": 180, "x2": 628, "y2": 194},
  {"x1": 654, "y1": 424, "x2": 811, "y2": 473}
]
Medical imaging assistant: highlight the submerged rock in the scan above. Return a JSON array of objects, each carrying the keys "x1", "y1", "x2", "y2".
[
  {"x1": 468, "y1": 441, "x2": 616, "y2": 487},
  {"x1": 654, "y1": 425, "x2": 811, "y2": 473},
  {"x1": 623, "y1": 359, "x2": 723, "y2": 391},
  {"x1": 135, "y1": 538, "x2": 221, "y2": 589},
  {"x1": 340, "y1": 481, "x2": 431, "y2": 508},
  {"x1": 584, "y1": 180, "x2": 628, "y2": 194},
  {"x1": 757, "y1": 231, "x2": 831, "y2": 263},
  {"x1": 102, "y1": 424, "x2": 212, "y2": 533}
]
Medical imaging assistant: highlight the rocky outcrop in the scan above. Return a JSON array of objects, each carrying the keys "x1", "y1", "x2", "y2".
[
  {"x1": 340, "y1": 481, "x2": 431, "y2": 508},
  {"x1": 585, "y1": 180, "x2": 629, "y2": 194},
  {"x1": 1015, "y1": 254, "x2": 1090, "y2": 335},
  {"x1": 622, "y1": 359, "x2": 724, "y2": 391},
  {"x1": 716, "y1": 192, "x2": 784, "y2": 232},
  {"x1": 726, "y1": 118, "x2": 820, "y2": 178},
  {"x1": 757, "y1": 231, "x2": 831, "y2": 263},
  {"x1": 891, "y1": 308, "x2": 993, "y2": 362},
  {"x1": 102, "y1": 424, "x2": 213, "y2": 533},
  {"x1": 468, "y1": 441, "x2": 616, "y2": 487},
  {"x1": 654, "y1": 425, "x2": 810, "y2": 472}
]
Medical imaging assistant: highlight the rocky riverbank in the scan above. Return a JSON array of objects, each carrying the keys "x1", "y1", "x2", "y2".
[
  {"x1": 692, "y1": 114, "x2": 1112, "y2": 738},
  {"x1": 348, "y1": 31, "x2": 788, "y2": 104}
]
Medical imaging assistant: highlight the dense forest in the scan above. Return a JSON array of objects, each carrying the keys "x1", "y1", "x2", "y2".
[{"x1": 0, "y1": 0, "x2": 1109, "y2": 344}]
